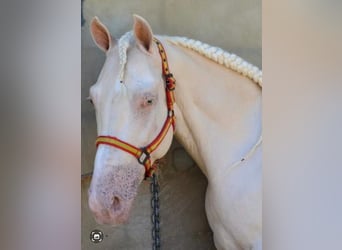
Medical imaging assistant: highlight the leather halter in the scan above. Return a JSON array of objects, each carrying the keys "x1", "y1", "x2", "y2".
[{"x1": 96, "y1": 38, "x2": 176, "y2": 178}]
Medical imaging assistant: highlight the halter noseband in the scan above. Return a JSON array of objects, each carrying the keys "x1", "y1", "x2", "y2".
[{"x1": 96, "y1": 38, "x2": 176, "y2": 178}]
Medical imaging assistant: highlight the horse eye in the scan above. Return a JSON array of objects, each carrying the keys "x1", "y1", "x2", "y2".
[
  {"x1": 147, "y1": 99, "x2": 153, "y2": 105},
  {"x1": 142, "y1": 94, "x2": 156, "y2": 107},
  {"x1": 86, "y1": 96, "x2": 94, "y2": 105}
]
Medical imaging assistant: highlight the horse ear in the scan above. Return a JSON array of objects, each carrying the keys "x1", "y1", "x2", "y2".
[
  {"x1": 90, "y1": 17, "x2": 115, "y2": 52},
  {"x1": 133, "y1": 14, "x2": 153, "y2": 53}
]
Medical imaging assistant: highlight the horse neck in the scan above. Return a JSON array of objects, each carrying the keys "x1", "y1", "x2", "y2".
[{"x1": 160, "y1": 37, "x2": 262, "y2": 179}]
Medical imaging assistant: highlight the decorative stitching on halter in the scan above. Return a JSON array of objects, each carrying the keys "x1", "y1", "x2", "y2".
[{"x1": 168, "y1": 37, "x2": 262, "y2": 87}]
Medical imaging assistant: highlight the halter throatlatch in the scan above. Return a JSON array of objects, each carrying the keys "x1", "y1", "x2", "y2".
[{"x1": 96, "y1": 37, "x2": 176, "y2": 178}]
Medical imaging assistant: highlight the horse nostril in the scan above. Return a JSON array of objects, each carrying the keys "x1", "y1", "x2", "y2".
[{"x1": 112, "y1": 196, "x2": 121, "y2": 211}]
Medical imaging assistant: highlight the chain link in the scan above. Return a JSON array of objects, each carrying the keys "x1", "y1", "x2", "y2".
[{"x1": 151, "y1": 173, "x2": 161, "y2": 250}]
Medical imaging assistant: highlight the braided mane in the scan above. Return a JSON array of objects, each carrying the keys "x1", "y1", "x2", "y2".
[
  {"x1": 168, "y1": 37, "x2": 262, "y2": 87},
  {"x1": 117, "y1": 33, "x2": 262, "y2": 87}
]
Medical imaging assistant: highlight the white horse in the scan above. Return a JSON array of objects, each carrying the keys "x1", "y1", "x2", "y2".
[{"x1": 87, "y1": 15, "x2": 262, "y2": 250}]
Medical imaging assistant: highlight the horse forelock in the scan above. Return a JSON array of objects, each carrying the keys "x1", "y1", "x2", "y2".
[{"x1": 118, "y1": 31, "x2": 134, "y2": 83}]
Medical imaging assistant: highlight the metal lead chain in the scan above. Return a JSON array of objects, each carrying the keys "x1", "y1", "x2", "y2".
[{"x1": 151, "y1": 173, "x2": 161, "y2": 250}]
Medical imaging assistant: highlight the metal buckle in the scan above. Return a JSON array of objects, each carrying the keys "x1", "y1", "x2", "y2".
[
  {"x1": 166, "y1": 84, "x2": 175, "y2": 91},
  {"x1": 138, "y1": 147, "x2": 150, "y2": 165},
  {"x1": 165, "y1": 74, "x2": 175, "y2": 90},
  {"x1": 166, "y1": 73, "x2": 173, "y2": 79},
  {"x1": 168, "y1": 109, "x2": 174, "y2": 117}
]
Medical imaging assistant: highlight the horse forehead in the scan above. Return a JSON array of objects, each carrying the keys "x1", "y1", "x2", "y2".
[
  {"x1": 127, "y1": 50, "x2": 156, "y2": 71},
  {"x1": 95, "y1": 49, "x2": 120, "y2": 82},
  {"x1": 95, "y1": 44, "x2": 161, "y2": 95}
]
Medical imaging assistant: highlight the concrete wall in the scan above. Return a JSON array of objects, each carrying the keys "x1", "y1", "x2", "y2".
[{"x1": 82, "y1": 1, "x2": 261, "y2": 249}]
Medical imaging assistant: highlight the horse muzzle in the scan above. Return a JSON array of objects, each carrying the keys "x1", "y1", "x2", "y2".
[{"x1": 88, "y1": 190, "x2": 135, "y2": 225}]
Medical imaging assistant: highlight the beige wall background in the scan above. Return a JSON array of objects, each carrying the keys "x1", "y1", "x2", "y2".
[
  {"x1": 82, "y1": 0, "x2": 261, "y2": 249},
  {"x1": 82, "y1": 0, "x2": 261, "y2": 67}
]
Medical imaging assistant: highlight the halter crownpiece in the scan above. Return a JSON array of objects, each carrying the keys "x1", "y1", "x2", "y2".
[{"x1": 96, "y1": 37, "x2": 176, "y2": 178}]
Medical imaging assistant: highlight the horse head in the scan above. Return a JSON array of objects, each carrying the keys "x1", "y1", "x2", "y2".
[{"x1": 87, "y1": 15, "x2": 174, "y2": 225}]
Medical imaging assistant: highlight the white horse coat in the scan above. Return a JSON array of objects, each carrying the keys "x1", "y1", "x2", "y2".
[{"x1": 88, "y1": 15, "x2": 262, "y2": 250}]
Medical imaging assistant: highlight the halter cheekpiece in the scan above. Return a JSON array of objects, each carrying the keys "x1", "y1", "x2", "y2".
[{"x1": 96, "y1": 38, "x2": 176, "y2": 178}]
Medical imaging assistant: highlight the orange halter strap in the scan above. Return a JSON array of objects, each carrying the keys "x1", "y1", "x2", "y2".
[{"x1": 96, "y1": 37, "x2": 176, "y2": 178}]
